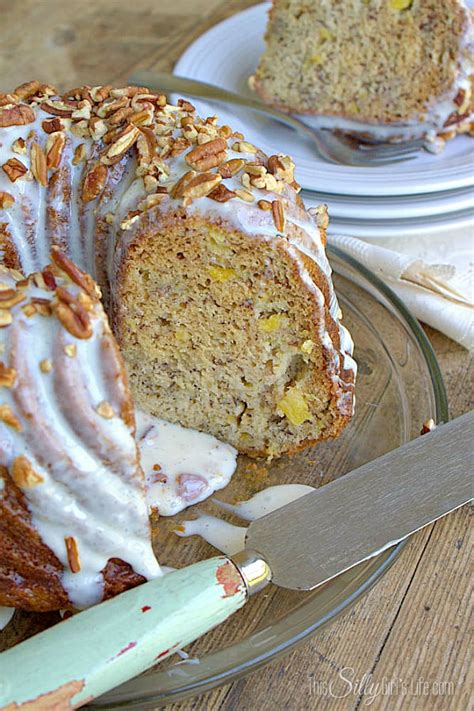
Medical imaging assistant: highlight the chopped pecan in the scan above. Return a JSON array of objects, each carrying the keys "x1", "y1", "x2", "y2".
[
  {"x1": 181, "y1": 171, "x2": 222, "y2": 199},
  {"x1": 12, "y1": 137, "x2": 26, "y2": 154},
  {"x1": 271, "y1": 200, "x2": 285, "y2": 232},
  {"x1": 0, "y1": 104, "x2": 35, "y2": 128},
  {"x1": 90, "y1": 85, "x2": 112, "y2": 103},
  {"x1": 120, "y1": 210, "x2": 141, "y2": 230},
  {"x1": 137, "y1": 126, "x2": 158, "y2": 165},
  {"x1": 11, "y1": 455, "x2": 44, "y2": 487},
  {"x1": 185, "y1": 138, "x2": 227, "y2": 171},
  {"x1": 42, "y1": 117, "x2": 64, "y2": 134},
  {"x1": 171, "y1": 136, "x2": 190, "y2": 157},
  {"x1": 0, "y1": 288, "x2": 26, "y2": 309},
  {"x1": 244, "y1": 162, "x2": 266, "y2": 177},
  {"x1": 308, "y1": 205, "x2": 329, "y2": 230},
  {"x1": 208, "y1": 184, "x2": 236, "y2": 203},
  {"x1": 235, "y1": 187, "x2": 254, "y2": 203},
  {"x1": 51, "y1": 246, "x2": 97, "y2": 296},
  {"x1": 177, "y1": 98, "x2": 195, "y2": 112},
  {"x1": 232, "y1": 140, "x2": 257, "y2": 154},
  {"x1": 0, "y1": 192, "x2": 15, "y2": 209},
  {"x1": 0, "y1": 404, "x2": 22, "y2": 430},
  {"x1": 82, "y1": 163, "x2": 108, "y2": 202},
  {"x1": 64, "y1": 343, "x2": 77, "y2": 358},
  {"x1": 0, "y1": 362, "x2": 16, "y2": 388},
  {"x1": 40, "y1": 99, "x2": 73, "y2": 118},
  {"x1": 170, "y1": 170, "x2": 196, "y2": 199},
  {"x1": 65, "y1": 536, "x2": 81, "y2": 573},
  {"x1": 30, "y1": 143, "x2": 48, "y2": 187},
  {"x1": 40, "y1": 358, "x2": 53, "y2": 373},
  {"x1": 108, "y1": 106, "x2": 134, "y2": 125},
  {"x1": 421, "y1": 418, "x2": 436, "y2": 435},
  {"x1": 267, "y1": 154, "x2": 295, "y2": 183},
  {"x1": 0, "y1": 311, "x2": 13, "y2": 328},
  {"x1": 138, "y1": 193, "x2": 166, "y2": 212},
  {"x1": 42, "y1": 268, "x2": 57, "y2": 290},
  {"x1": 101, "y1": 125, "x2": 140, "y2": 165},
  {"x1": 72, "y1": 144, "x2": 87, "y2": 165},
  {"x1": 129, "y1": 108, "x2": 154, "y2": 126},
  {"x1": 218, "y1": 125, "x2": 233, "y2": 139},
  {"x1": 31, "y1": 298, "x2": 52, "y2": 316},
  {"x1": 2, "y1": 158, "x2": 28, "y2": 183},
  {"x1": 46, "y1": 132, "x2": 66, "y2": 169},
  {"x1": 88, "y1": 116, "x2": 107, "y2": 141},
  {"x1": 71, "y1": 101, "x2": 92, "y2": 121},
  {"x1": 13, "y1": 80, "x2": 42, "y2": 100},
  {"x1": 218, "y1": 158, "x2": 245, "y2": 178},
  {"x1": 96, "y1": 400, "x2": 114, "y2": 419},
  {"x1": 97, "y1": 96, "x2": 130, "y2": 118},
  {"x1": 55, "y1": 289, "x2": 93, "y2": 339}
]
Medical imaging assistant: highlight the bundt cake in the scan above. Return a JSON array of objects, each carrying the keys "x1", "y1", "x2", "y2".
[
  {"x1": 252, "y1": 0, "x2": 474, "y2": 140},
  {"x1": 0, "y1": 80, "x2": 355, "y2": 458},
  {"x1": 0, "y1": 251, "x2": 160, "y2": 612}
]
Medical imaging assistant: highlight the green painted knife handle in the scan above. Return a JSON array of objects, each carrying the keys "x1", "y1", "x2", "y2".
[{"x1": 0, "y1": 557, "x2": 247, "y2": 709}]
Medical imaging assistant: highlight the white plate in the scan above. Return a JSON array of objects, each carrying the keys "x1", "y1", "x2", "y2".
[
  {"x1": 325, "y1": 209, "x2": 474, "y2": 276},
  {"x1": 175, "y1": 2, "x2": 474, "y2": 197},
  {"x1": 301, "y1": 186, "x2": 474, "y2": 220},
  {"x1": 323, "y1": 209, "x2": 474, "y2": 241}
]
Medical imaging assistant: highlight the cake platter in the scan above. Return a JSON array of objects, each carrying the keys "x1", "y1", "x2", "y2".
[
  {"x1": 68, "y1": 245, "x2": 447, "y2": 708},
  {"x1": 300, "y1": 186, "x2": 474, "y2": 221},
  {"x1": 174, "y1": 2, "x2": 474, "y2": 197}
]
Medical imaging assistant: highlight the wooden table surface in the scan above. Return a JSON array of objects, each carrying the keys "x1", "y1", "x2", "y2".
[{"x1": 2, "y1": 1, "x2": 472, "y2": 708}]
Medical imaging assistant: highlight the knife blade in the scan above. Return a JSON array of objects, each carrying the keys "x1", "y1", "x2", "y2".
[
  {"x1": 242, "y1": 410, "x2": 473, "y2": 591},
  {"x1": 1, "y1": 413, "x2": 471, "y2": 709}
]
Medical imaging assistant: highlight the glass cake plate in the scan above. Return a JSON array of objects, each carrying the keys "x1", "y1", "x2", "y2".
[{"x1": 2, "y1": 246, "x2": 448, "y2": 709}]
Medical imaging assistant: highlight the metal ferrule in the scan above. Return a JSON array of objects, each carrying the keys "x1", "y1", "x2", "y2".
[{"x1": 231, "y1": 549, "x2": 272, "y2": 596}]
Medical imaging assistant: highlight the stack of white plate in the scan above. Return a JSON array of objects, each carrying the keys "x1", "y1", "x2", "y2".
[{"x1": 175, "y1": 3, "x2": 474, "y2": 250}]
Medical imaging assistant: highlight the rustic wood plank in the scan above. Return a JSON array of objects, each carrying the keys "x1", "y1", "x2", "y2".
[{"x1": 0, "y1": 2, "x2": 471, "y2": 710}]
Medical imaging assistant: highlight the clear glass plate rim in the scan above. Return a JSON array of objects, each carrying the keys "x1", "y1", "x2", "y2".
[{"x1": 93, "y1": 245, "x2": 449, "y2": 708}]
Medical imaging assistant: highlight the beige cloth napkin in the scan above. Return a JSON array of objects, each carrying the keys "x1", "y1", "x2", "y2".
[{"x1": 328, "y1": 232, "x2": 474, "y2": 350}]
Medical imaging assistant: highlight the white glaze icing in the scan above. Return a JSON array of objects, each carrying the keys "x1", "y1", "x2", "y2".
[
  {"x1": 213, "y1": 483, "x2": 316, "y2": 521},
  {"x1": 176, "y1": 515, "x2": 246, "y2": 556},
  {"x1": 0, "y1": 607, "x2": 15, "y2": 630},
  {"x1": 0, "y1": 268, "x2": 161, "y2": 608},
  {"x1": 177, "y1": 483, "x2": 316, "y2": 554},
  {"x1": 136, "y1": 410, "x2": 237, "y2": 516}
]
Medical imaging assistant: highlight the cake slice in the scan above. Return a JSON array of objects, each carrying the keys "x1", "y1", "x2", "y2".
[
  {"x1": 252, "y1": 0, "x2": 473, "y2": 139},
  {"x1": 109, "y1": 144, "x2": 356, "y2": 458}
]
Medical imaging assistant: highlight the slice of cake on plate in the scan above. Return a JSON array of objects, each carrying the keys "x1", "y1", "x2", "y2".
[{"x1": 252, "y1": 0, "x2": 473, "y2": 141}]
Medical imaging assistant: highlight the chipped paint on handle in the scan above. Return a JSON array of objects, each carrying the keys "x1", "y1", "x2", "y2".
[{"x1": 0, "y1": 557, "x2": 247, "y2": 709}]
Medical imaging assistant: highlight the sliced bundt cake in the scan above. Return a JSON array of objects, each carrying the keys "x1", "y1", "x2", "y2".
[{"x1": 0, "y1": 82, "x2": 355, "y2": 458}]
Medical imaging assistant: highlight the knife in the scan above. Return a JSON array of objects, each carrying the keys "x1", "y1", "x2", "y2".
[{"x1": 0, "y1": 412, "x2": 472, "y2": 710}]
